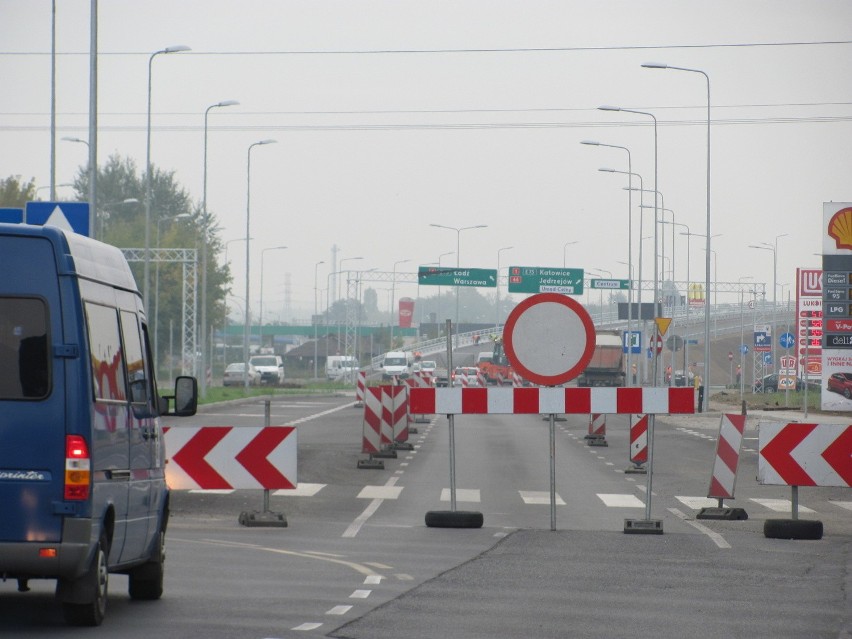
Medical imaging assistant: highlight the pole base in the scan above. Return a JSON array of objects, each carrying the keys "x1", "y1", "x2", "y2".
[
  {"x1": 238, "y1": 510, "x2": 287, "y2": 528},
  {"x1": 624, "y1": 465, "x2": 647, "y2": 474},
  {"x1": 357, "y1": 457, "x2": 385, "y2": 470},
  {"x1": 697, "y1": 507, "x2": 748, "y2": 521},
  {"x1": 624, "y1": 518, "x2": 663, "y2": 534}
]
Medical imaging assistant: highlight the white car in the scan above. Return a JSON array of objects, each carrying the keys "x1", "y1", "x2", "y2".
[
  {"x1": 223, "y1": 362, "x2": 260, "y2": 387},
  {"x1": 250, "y1": 355, "x2": 285, "y2": 385}
]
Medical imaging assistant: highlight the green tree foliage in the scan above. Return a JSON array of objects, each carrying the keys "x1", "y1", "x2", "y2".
[
  {"x1": 70, "y1": 154, "x2": 231, "y2": 364},
  {"x1": 0, "y1": 175, "x2": 36, "y2": 208}
]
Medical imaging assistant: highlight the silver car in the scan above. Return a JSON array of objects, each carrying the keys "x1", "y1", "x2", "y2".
[{"x1": 223, "y1": 362, "x2": 260, "y2": 387}]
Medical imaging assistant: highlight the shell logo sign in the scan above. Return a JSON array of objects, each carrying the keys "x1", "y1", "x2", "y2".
[
  {"x1": 824, "y1": 202, "x2": 852, "y2": 255},
  {"x1": 827, "y1": 206, "x2": 852, "y2": 251}
]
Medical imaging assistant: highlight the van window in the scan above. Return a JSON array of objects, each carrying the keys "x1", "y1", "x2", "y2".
[
  {"x1": 0, "y1": 296, "x2": 50, "y2": 400},
  {"x1": 85, "y1": 302, "x2": 127, "y2": 402},
  {"x1": 383, "y1": 357, "x2": 407, "y2": 366},
  {"x1": 120, "y1": 310, "x2": 149, "y2": 405}
]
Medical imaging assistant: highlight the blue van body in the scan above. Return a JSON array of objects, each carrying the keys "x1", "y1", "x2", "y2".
[{"x1": 0, "y1": 223, "x2": 197, "y2": 625}]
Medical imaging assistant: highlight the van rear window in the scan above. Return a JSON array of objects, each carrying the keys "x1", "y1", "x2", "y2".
[{"x1": 0, "y1": 297, "x2": 50, "y2": 400}]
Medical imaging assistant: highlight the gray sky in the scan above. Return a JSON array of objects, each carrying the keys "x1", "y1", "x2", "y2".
[{"x1": 2, "y1": 0, "x2": 851, "y2": 322}]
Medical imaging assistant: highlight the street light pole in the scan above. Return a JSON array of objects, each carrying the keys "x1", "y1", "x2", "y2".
[
  {"x1": 562, "y1": 241, "x2": 578, "y2": 268},
  {"x1": 643, "y1": 62, "x2": 712, "y2": 410},
  {"x1": 430, "y1": 223, "x2": 487, "y2": 333},
  {"x1": 313, "y1": 260, "x2": 325, "y2": 379},
  {"x1": 750, "y1": 234, "x2": 786, "y2": 380},
  {"x1": 244, "y1": 139, "x2": 277, "y2": 389},
  {"x1": 600, "y1": 106, "x2": 659, "y2": 384},
  {"x1": 496, "y1": 246, "x2": 513, "y2": 328},
  {"x1": 389, "y1": 259, "x2": 410, "y2": 349},
  {"x1": 200, "y1": 99, "x2": 239, "y2": 396},
  {"x1": 144, "y1": 44, "x2": 191, "y2": 314},
  {"x1": 583, "y1": 140, "x2": 633, "y2": 385},
  {"x1": 259, "y1": 246, "x2": 287, "y2": 352}
]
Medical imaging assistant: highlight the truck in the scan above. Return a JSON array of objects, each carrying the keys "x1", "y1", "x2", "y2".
[
  {"x1": 478, "y1": 336, "x2": 523, "y2": 385},
  {"x1": 577, "y1": 330, "x2": 625, "y2": 387}
]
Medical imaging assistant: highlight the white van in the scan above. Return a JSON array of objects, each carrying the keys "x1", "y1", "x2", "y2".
[
  {"x1": 381, "y1": 351, "x2": 412, "y2": 380},
  {"x1": 326, "y1": 355, "x2": 359, "y2": 381}
]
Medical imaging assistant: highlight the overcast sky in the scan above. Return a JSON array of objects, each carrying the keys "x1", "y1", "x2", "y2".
[{"x1": 2, "y1": 0, "x2": 851, "y2": 322}]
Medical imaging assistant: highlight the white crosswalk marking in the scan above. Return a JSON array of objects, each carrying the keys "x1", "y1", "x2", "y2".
[
  {"x1": 519, "y1": 491, "x2": 565, "y2": 505},
  {"x1": 597, "y1": 494, "x2": 645, "y2": 508},
  {"x1": 832, "y1": 501, "x2": 852, "y2": 512},
  {"x1": 750, "y1": 498, "x2": 816, "y2": 513},
  {"x1": 676, "y1": 496, "x2": 723, "y2": 510},
  {"x1": 273, "y1": 483, "x2": 325, "y2": 497},
  {"x1": 440, "y1": 488, "x2": 481, "y2": 502},
  {"x1": 357, "y1": 485, "x2": 403, "y2": 499}
]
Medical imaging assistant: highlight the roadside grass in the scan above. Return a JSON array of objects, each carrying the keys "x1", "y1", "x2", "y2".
[
  {"x1": 200, "y1": 381, "x2": 352, "y2": 405},
  {"x1": 712, "y1": 386, "x2": 824, "y2": 413}
]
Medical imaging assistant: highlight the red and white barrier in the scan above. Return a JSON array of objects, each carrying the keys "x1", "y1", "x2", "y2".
[
  {"x1": 476, "y1": 370, "x2": 487, "y2": 387},
  {"x1": 355, "y1": 371, "x2": 366, "y2": 406},
  {"x1": 629, "y1": 414, "x2": 649, "y2": 465},
  {"x1": 588, "y1": 413, "x2": 606, "y2": 437},
  {"x1": 383, "y1": 385, "x2": 409, "y2": 443},
  {"x1": 361, "y1": 387, "x2": 385, "y2": 454},
  {"x1": 409, "y1": 387, "x2": 695, "y2": 416},
  {"x1": 512, "y1": 372, "x2": 524, "y2": 387},
  {"x1": 708, "y1": 414, "x2": 746, "y2": 499}
]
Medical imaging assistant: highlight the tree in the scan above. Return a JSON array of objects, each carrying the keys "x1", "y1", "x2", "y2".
[
  {"x1": 0, "y1": 175, "x2": 36, "y2": 208},
  {"x1": 71, "y1": 154, "x2": 231, "y2": 366}
]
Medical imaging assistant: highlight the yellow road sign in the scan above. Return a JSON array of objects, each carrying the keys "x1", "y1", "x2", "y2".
[{"x1": 655, "y1": 317, "x2": 672, "y2": 336}]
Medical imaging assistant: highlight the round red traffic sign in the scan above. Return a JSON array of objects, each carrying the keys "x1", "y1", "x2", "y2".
[
  {"x1": 503, "y1": 293, "x2": 596, "y2": 386},
  {"x1": 728, "y1": 351, "x2": 733, "y2": 361},
  {"x1": 650, "y1": 334, "x2": 663, "y2": 355}
]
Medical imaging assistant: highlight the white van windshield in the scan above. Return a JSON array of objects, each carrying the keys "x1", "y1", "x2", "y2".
[{"x1": 384, "y1": 357, "x2": 407, "y2": 366}]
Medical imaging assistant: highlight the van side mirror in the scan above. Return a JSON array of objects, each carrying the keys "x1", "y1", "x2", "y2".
[{"x1": 161, "y1": 376, "x2": 198, "y2": 416}]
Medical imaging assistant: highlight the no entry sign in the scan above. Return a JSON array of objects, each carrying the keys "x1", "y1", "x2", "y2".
[{"x1": 503, "y1": 293, "x2": 596, "y2": 386}]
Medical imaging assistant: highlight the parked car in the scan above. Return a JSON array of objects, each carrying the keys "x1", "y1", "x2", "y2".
[
  {"x1": 250, "y1": 354, "x2": 285, "y2": 385},
  {"x1": 826, "y1": 372, "x2": 852, "y2": 398},
  {"x1": 753, "y1": 373, "x2": 806, "y2": 393},
  {"x1": 223, "y1": 362, "x2": 260, "y2": 387},
  {"x1": 453, "y1": 366, "x2": 482, "y2": 387}
]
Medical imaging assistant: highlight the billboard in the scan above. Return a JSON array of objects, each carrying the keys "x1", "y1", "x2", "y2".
[
  {"x1": 398, "y1": 297, "x2": 414, "y2": 328},
  {"x1": 820, "y1": 202, "x2": 852, "y2": 411}
]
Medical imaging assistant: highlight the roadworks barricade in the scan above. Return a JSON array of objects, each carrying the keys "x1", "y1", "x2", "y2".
[
  {"x1": 585, "y1": 413, "x2": 608, "y2": 447},
  {"x1": 626, "y1": 414, "x2": 648, "y2": 474},
  {"x1": 697, "y1": 413, "x2": 748, "y2": 520},
  {"x1": 358, "y1": 385, "x2": 412, "y2": 469}
]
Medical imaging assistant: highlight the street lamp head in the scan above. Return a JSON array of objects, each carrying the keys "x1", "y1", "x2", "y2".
[
  {"x1": 61, "y1": 136, "x2": 88, "y2": 145},
  {"x1": 598, "y1": 168, "x2": 617, "y2": 173},
  {"x1": 163, "y1": 45, "x2": 191, "y2": 54},
  {"x1": 580, "y1": 140, "x2": 601, "y2": 146},
  {"x1": 598, "y1": 105, "x2": 622, "y2": 112},
  {"x1": 255, "y1": 138, "x2": 277, "y2": 146},
  {"x1": 216, "y1": 100, "x2": 240, "y2": 108},
  {"x1": 641, "y1": 62, "x2": 669, "y2": 69}
]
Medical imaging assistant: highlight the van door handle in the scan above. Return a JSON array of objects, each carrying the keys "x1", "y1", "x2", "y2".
[{"x1": 108, "y1": 470, "x2": 131, "y2": 480}]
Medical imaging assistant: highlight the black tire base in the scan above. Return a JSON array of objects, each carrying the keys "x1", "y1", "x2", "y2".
[
  {"x1": 764, "y1": 518, "x2": 823, "y2": 540},
  {"x1": 425, "y1": 510, "x2": 484, "y2": 529}
]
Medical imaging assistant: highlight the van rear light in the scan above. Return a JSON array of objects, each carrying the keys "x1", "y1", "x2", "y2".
[
  {"x1": 64, "y1": 435, "x2": 91, "y2": 500},
  {"x1": 39, "y1": 548, "x2": 58, "y2": 558}
]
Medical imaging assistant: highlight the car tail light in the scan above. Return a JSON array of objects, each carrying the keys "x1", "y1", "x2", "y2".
[{"x1": 64, "y1": 435, "x2": 91, "y2": 500}]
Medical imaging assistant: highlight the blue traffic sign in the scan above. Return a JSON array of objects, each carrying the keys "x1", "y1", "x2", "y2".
[
  {"x1": 622, "y1": 330, "x2": 641, "y2": 354},
  {"x1": 763, "y1": 353, "x2": 773, "y2": 365},
  {"x1": 779, "y1": 332, "x2": 795, "y2": 349},
  {"x1": 0, "y1": 207, "x2": 23, "y2": 223},
  {"x1": 25, "y1": 201, "x2": 90, "y2": 237},
  {"x1": 740, "y1": 344, "x2": 749, "y2": 355}
]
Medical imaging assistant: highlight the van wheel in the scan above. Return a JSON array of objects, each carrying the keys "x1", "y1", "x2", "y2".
[
  {"x1": 61, "y1": 532, "x2": 109, "y2": 626},
  {"x1": 129, "y1": 529, "x2": 165, "y2": 600}
]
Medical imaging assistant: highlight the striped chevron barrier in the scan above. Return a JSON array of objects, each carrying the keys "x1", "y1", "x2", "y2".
[
  {"x1": 629, "y1": 414, "x2": 649, "y2": 466},
  {"x1": 408, "y1": 386, "x2": 695, "y2": 415},
  {"x1": 383, "y1": 385, "x2": 409, "y2": 443},
  {"x1": 586, "y1": 413, "x2": 608, "y2": 447},
  {"x1": 355, "y1": 371, "x2": 366, "y2": 407},
  {"x1": 708, "y1": 414, "x2": 746, "y2": 500}
]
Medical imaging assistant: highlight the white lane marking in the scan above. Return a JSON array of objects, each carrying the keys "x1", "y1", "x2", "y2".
[
  {"x1": 289, "y1": 401, "x2": 361, "y2": 425},
  {"x1": 750, "y1": 498, "x2": 816, "y2": 513},
  {"x1": 668, "y1": 507, "x2": 731, "y2": 549},
  {"x1": 357, "y1": 484, "x2": 404, "y2": 500},
  {"x1": 440, "y1": 488, "x2": 481, "y2": 503},
  {"x1": 273, "y1": 483, "x2": 325, "y2": 497},
  {"x1": 188, "y1": 489, "x2": 234, "y2": 494},
  {"x1": 343, "y1": 477, "x2": 400, "y2": 538},
  {"x1": 364, "y1": 575, "x2": 383, "y2": 585},
  {"x1": 519, "y1": 491, "x2": 566, "y2": 505},
  {"x1": 350, "y1": 589, "x2": 372, "y2": 599},
  {"x1": 676, "y1": 496, "x2": 722, "y2": 510},
  {"x1": 326, "y1": 605, "x2": 353, "y2": 615},
  {"x1": 832, "y1": 500, "x2": 852, "y2": 511},
  {"x1": 598, "y1": 493, "x2": 645, "y2": 508},
  {"x1": 292, "y1": 622, "x2": 323, "y2": 631}
]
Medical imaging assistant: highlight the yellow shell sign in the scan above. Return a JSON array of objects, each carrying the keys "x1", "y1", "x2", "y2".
[{"x1": 827, "y1": 206, "x2": 852, "y2": 250}]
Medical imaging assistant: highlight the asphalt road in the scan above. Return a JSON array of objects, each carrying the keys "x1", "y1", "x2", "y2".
[{"x1": 2, "y1": 393, "x2": 850, "y2": 638}]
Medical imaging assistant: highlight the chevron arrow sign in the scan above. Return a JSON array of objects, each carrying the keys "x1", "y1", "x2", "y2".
[
  {"x1": 758, "y1": 422, "x2": 852, "y2": 487},
  {"x1": 164, "y1": 426, "x2": 297, "y2": 490}
]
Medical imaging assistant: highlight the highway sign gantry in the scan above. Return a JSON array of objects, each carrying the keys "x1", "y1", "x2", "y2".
[
  {"x1": 418, "y1": 266, "x2": 497, "y2": 287},
  {"x1": 507, "y1": 266, "x2": 584, "y2": 295},
  {"x1": 164, "y1": 426, "x2": 297, "y2": 490}
]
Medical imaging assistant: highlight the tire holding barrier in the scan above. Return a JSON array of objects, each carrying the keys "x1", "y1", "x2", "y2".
[
  {"x1": 763, "y1": 518, "x2": 823, "y2": 540},
  {"x1": 425, "y1": 510, "x2": 484, "y2": 529}
]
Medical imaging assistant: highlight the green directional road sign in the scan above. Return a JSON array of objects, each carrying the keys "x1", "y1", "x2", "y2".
[
  {"x1": 590, "y1": 278, "x2": 630, "y2": 290},
  {"x1": 418, "y1": 266, "x2": 497, "y2": 287},
  {"x1": 507, "y1": 266, "x2": 584, "y2": 295}
]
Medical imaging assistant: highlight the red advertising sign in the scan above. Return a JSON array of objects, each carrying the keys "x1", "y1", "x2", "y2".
[
  {"x1": 796, "y1": 268, "x2": 823, "y2": 379},
  {"x1": 398, "y1": 297, "x2": 414, "y2": 328}
]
